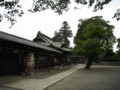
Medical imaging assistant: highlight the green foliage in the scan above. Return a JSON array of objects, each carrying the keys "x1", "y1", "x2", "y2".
[
  {"x1": 0, "y1": 0, "x2": 119, "y2": 27},
  {"x1": 103, "y1": 48, "x2": 115, "y2": 61},
  {"x1": 52, "y1": 21, "x2": 73, "y2": 47},
  {"x1": 30, "y1": 0, "x2": 120, "y2": 20},
  {"x1": 73, "y1": 16, "x2": 116, "y2": 62},
  {"x1": 117, "y1": 38, "x2": 120, "y2": 49},
  {"x1": 113, "y1": 38, "x2": 120, "y2": 61},
  {"x1": 29, "y1": 0, "x2": 70, "y2": 14},
  {"x1": 30, "y1": 0, "x2": 113, "y2": 13},
  {"x1": 113, "y1": 9, "x2": 120, "y2": 21},
  {"x1": 52, "y1": 31, "x2": 62, "y2": 42},
  {"x1": 93, "y1": 0, "x2": 112, "y2": 12},
  {"x1": 0, "y1": 0, "x2": 24, "y2": 27},
  {"x1": 112, "y1": 54, "x2": 120, "y2": 61}
]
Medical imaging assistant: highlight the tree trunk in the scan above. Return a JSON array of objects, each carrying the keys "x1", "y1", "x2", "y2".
[{"x1": 85, "y1": 59, "x2": 93, "y2": 69}]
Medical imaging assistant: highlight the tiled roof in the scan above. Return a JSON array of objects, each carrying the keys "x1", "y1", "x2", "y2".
[
  {"x1": 33, "y1": 31, "x2": 63, "y2": 48},
  {"x1": 33, "y1": 31, "x2": 72, "y2": 52},
  {"x1": 0, "y1": 31, "x2": 62, "y2": 54},
  {"x1": 61, "y1": 48, "x2": 72, "y2": 52},
  {"x1": 52, "y1": 42, "x2": 62, "y2": 48},
  {"x1": 33, "y1": 31, "x2": 53, "y2": 44}
]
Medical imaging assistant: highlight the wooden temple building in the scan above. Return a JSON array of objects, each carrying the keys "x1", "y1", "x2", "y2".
[
  {"x1": 0, "y1": 31, "x2": 71, "y2": 76},
  {"x1": 33, "y1": 31, "x2": 72, "y2": 66}
]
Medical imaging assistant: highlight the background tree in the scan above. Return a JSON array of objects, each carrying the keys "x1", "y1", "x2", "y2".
[
  {"x1": 73, "y1": 16, "x2": 116, "y2": 69},
  {"x1": 112, "y1": 38, "x2": 120, "y2": 62},
  {"x1": 103, "y1": 48, "x2": 115, "y2": 62},
  {"x1": 117, "y1": 38, "x2": 120, "y2": 49},
  {"x1": 52, "y1": 21, "x2": 73, "y2": 47},
  {"x1": 0, "y1": 0, "x2": 119, "y2": 27},
  {"x1": 52, "y1": 31, "x2": 62, "y2": 42}
]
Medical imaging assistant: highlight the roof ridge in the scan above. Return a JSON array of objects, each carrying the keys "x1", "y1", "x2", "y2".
[
  {"x1": 38, "y1": 32, "x2": 53, "y2": 44},
  {"x1": 39, "y1": 31, "x2": 52, "y2": 40}
]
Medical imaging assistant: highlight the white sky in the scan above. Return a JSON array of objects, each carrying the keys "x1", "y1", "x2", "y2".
[{"x1": 0, "y1": 0, "x2": 120, "y2": 51}]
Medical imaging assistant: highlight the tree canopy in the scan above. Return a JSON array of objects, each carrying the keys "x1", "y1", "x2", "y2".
[
  {"x1": 73, "y1": 16, "x2": 116, "y2": 69},
  {"x1": 52, "y1": 21, "x2": 73, "y2": 47},
  {"x1": 0, "y1": 0, "x2": 24, "y2": 27},
  {"x1": 111, "y1": 38, "x2": 120, "y2": 62},
  {"x1": 0, "y1": 0, "x2": 120, "y2": 27}
]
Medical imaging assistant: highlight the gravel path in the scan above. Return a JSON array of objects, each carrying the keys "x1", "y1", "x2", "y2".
[
  {"x1": 0, "y1": 85, "x2": 22, "y2": 90},
  {"x1": 45, "y1": 65, "x2": 120, "y2": 90}
]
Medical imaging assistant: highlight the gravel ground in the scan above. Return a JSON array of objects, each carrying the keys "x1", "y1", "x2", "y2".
[
  {"x1": 0, "y1": 85, "x2": 22, "y2": 90},
  {"x1": 45, "y1": 65, "x2": 120, "y2": 90}
]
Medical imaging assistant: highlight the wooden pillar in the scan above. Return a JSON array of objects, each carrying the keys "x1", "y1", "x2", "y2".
[
  {"x1": 47, "y1": 53, "x2": 50, "y2": 72},
  {"x1": 57, "y1": 59, "x2": 60, "y2": 70},
  {"x1": 56, "y1": 56, "x2": 60, "y2": 70},
  {"x1": 0, "y1": 41, "x2": 3, "y2": 76},
  {"x1": 35, "y1": 53, "x2": 39, "y2": 75}
]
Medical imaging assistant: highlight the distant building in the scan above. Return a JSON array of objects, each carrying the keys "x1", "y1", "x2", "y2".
[{"x1": 70, "y1": 56, "x2": 87, "y2": 64}]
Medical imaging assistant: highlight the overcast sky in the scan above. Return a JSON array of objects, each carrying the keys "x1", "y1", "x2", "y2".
[{"x1": 0, "y1": 0, "x2": 120, "y2": 51}]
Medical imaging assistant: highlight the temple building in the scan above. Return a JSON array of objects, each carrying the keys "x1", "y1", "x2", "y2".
[
  {"x1": 0, "y1": 31, "x2": 62, "y2": 76},
  {"x1": 33, "y1": 31, "x2": 72, "y2": 67}
]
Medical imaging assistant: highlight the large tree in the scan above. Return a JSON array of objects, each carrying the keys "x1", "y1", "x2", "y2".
[
  {"x1": 0, "y1": 0, "x2": 119, "y2": 27},
  {"x1": 52, "y1": 21, "x2": 73, "y2": 47},
  {"x1": 73, "y1": 16, "x2": 116, "y2": 69}
]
